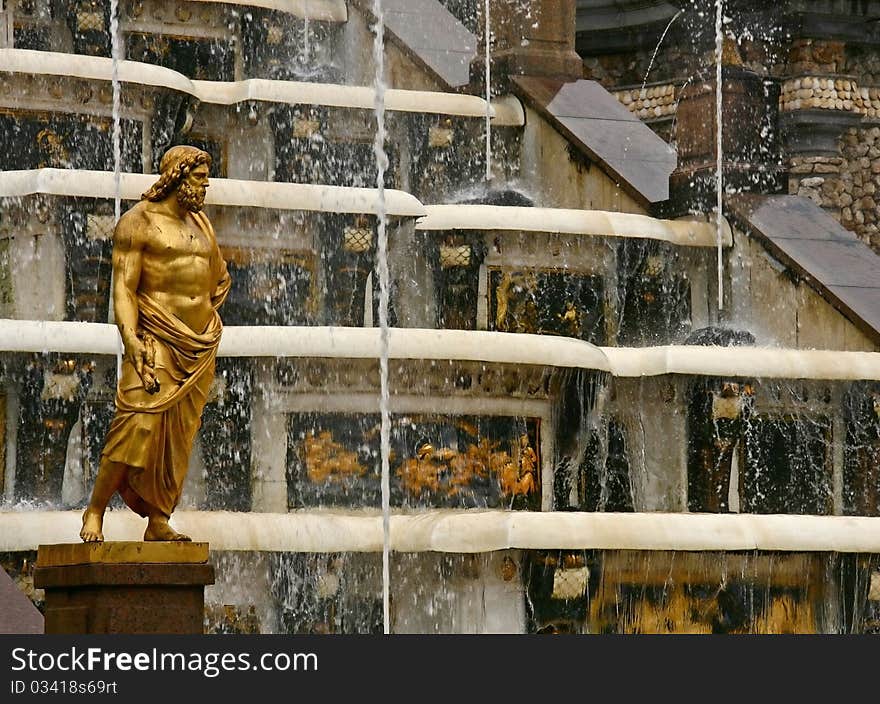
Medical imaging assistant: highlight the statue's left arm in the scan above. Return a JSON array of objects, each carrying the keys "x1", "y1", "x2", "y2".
[
  {"x1": 201, "y1": 213, "x2": 230, "y2": 310},
  {"x1": 212, "y1": 256, "x2": 231, "y2": 310}
]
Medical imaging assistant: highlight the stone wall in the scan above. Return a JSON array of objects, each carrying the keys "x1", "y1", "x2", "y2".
[
  {"x1": 583, "y1": 30, "x2": 880, "y2": 254},
  {"x1": 839, "y1": 127, "x2": 880, "y2": 250},
  {"x1": 772, "y1": 41, "x2": 880, "y2": 252},
  {"x1": 788, "y1": 129, "x2": 880, "y2": 252},
  {"x1": 581, "y1": 45, "x2": 704, "y2": 91}
]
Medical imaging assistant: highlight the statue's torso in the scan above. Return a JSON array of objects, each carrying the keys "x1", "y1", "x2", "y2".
[{"x1": 136, "y1": 208, "x2": 217, "y2": 333}]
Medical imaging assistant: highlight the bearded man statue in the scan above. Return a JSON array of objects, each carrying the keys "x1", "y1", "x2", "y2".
[{"x1": 80, "y1": 145, "x2": 231, "y2": 542}]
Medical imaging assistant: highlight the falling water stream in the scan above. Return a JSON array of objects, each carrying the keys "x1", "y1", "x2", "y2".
[
  {"x1": 303, "y1": 1, "x2": 311, "y2": 66},
  {"x1": 110, "y1": 0, "x2": 124, "y2": 376},
  {"x1": 371, "y1": 0, "x2": 392, "y2": 635},
  {"x1": 715, "y1": 0, "x2": 725, "y2": 310},
  {"x1": 110, "y1": 1, "x2": 122, "y2": 223},
  {"x1": 484, "y1": 0, "x2": 492, "y2": 182},
  {"x1": 640, "y1": 8, "x2": 683, "y2": 96}
]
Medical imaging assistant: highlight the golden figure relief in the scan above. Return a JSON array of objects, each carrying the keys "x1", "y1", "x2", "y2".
[
  {"x1": 303, "y1": 431, "x2": 367, "y2": 483},
  {"x1": 397, "y1": 443, "x2": 445, "y2": 494},
  {"x1": 499, "y1": 434, "x2": 538, "y2": 497},
  {"x1": 756, "y1": 594, "x2": 815, "y2": 634},
  {"x1": 36, "y1": 129, "x2": 71, "y2": 169},
  {"x1": 447, "y1": 439, "x2": 500, "y2": 495},
  {"x1": 80, "y1": 145, "x2": 230, "y2": 542},
  {"x1": 399, "y1": 440, "x2": 495, "y2": 497},
  {"x1": 491, "y1": 267, "x2": 604, "y2": 342},
  {"x1": 721, "y1": 34, "x2": 745, "y2": 68},
  {"x1": 599, "y1": 585, "x2": 816, "y2": 634},
  {"x1": 397, "y1": 434, "x2": 538, "y2": 499},
  {"x1": 145, "y1": 34, "x2": 172, "y2": 59},
  {"x1": 588, "y1": 553, "x2": 820, "y2": 633},
  {"x1": 298, "y1": 418, "x2": 539, "y2": 502},
  {"x1": 494, "y1": 272, "x2": 512, "y2": 332},
  {"x1": 557, "y1": 301, "x2": 581, "y2": 337},
  {"x1": 493, "y1": 271, "x2": 542, "y2": 334}
]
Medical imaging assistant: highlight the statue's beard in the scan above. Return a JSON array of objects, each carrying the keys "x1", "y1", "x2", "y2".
[{"x1": 177, "y1": 181, "x2": 206, "y2": 212}]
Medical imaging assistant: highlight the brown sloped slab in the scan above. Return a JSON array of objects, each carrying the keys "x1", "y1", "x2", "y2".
[
  {"x1": 728, "y1": 194, "x2": 880, "y2": 345},
  {"x1": 543, "y1": 79, "x2": 640, "y2": 121},
  {"x1": 770, "y1": 239, "x2": 880, "y2": 288},
  {"x1": 512, "y1": 76, "x2": 676, "y2": 205},
  {"x1": 0, "y1": 567, "x2": 43, "y2": 634},
  {"x1": 731, "y1": 193, "x2": 854, "y2": 241},
  {"x1": 826, "y1": 285, "x2": 880, "y2": 336},
  {"x1": 374, "y1": 0, "x2": 476, "y2": 88}
]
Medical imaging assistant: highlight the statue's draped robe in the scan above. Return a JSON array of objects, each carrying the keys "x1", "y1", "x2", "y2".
[{"x1": 102, "y1": 211, "x2": 230, "y2": 517}]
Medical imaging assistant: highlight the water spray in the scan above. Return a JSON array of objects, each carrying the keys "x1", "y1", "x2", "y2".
[{"x1": 371, "y1": 0, "x2": 392, "y2": 636}]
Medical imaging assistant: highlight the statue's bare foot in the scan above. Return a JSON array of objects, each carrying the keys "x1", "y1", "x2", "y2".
[
  {"x1": 80, "y1": 510, "x2": 104, "y2": 542},
  {"x1": 144, "y1": 516, "x2": 191, "y2": 542}
]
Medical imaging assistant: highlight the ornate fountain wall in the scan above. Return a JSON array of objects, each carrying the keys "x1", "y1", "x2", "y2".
[{"x1": 1, "y1": 0, "x2": 879, "y2": 633}]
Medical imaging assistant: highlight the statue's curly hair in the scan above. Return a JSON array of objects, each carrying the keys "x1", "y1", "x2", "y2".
[{"x1": 142, "y1": 146, "x2": 212, "y2": 202}]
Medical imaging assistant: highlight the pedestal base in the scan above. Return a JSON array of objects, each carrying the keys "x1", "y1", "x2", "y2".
[{"x1": 35, "y1": 542, "x2": 214, "y2": 634}]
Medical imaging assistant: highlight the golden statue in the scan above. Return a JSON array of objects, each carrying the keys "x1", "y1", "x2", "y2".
[{"x1": 80, "y1": 145, "x2": 230, "y2": 542}]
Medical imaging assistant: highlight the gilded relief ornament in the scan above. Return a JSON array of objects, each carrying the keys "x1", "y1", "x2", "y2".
[
  {"x1": 36, "y1": 129, "x2": 70, "y2": 169},
  {"x1": 303, "y1": 430, "x2": 367, "y2": 483}
]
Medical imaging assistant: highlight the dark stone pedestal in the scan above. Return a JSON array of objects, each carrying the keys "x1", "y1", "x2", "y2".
[{"x1": 34, "y1": 543, "x2": 214, "y2": 634}]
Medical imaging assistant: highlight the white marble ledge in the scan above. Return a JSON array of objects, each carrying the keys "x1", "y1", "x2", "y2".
[
  {"x1": 0, "y1": 169, "x2": 425, "y2": 217},
  {"x1": 417, "y1": 204, "x2": 732, "y2": 248},
  {"x1": 600, "y1": 345, "x2": 880, "y2": 381},
  {"x1": 0, "y1": 49, "x2": 524, "y2": 124},
  {"x1": 0, "y1": 323, "x2": 613, "y2": 372},
  {"x1": 3, "y1": 509, "x2": 880, "y2": 554},
  {"x1": 0, "y1": 321, "x2": 877, "y2": 381}
]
